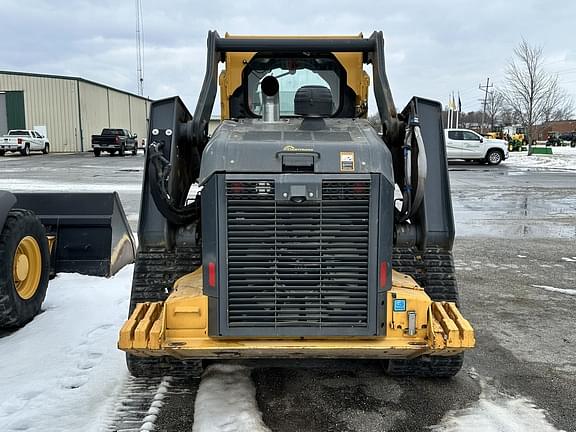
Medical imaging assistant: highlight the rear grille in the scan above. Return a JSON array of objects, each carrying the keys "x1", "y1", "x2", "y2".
[{"x1": 225, "y1": 178, "x2": 371, "y2": 332}]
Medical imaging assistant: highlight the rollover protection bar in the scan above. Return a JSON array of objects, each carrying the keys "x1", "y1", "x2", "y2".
[
  {"x1": 119, "y1": 268, "x2": 475, "y2": 360},
  {"x1": 214, "y1": 37, "x2": 376, "y2": 53}
]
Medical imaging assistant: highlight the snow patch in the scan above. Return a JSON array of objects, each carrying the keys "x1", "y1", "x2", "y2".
[
  {"x1": 431, "y1": 375, "x2": 563, "y2": 432},
  {"x1": 561, "y1": 257, "x2": 576, "y2": 263},
  {"x1": 506, "y1": 147, "x2": 576, "y2": 171},
  {"x1": 517, "y1": 255, "x2": 527, "y2": 258},
  {"x1": 193, "y1": 364, "x2": 270, "y2": 432},
  {"x1": 531, "y1": 284, "x2": 576, "y2": 296},
  {"x1": 2, "y1": 178, "x2": 141, "y2": 192},
  {"x1": 431, "y1": 397, "x2": 562, "y2": 432},
  {"x1": 0, "y1": 266, "x2": 133, "y2": 432}
]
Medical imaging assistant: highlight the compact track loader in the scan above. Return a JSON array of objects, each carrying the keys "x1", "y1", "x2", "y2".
[
  {"x1": 119, "y1": 31, "x2": 475, "y2": 378},
  {"x1": 0, "y1": 191, "x2": 135, "y2": 328}
]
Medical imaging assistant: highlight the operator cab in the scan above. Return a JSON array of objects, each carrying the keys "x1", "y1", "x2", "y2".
[{"x1": 220, "y1": 43, "x2": 370, "y2": 121}]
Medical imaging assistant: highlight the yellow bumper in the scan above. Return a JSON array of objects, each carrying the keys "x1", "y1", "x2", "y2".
[{"x1": 119, "y1": 269, "x2": 475, "y2": 359}]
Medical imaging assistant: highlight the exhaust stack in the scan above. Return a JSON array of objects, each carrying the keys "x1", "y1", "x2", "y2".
[{"x1": 261, "y1": 76, "x2": 280, "y2": 122}]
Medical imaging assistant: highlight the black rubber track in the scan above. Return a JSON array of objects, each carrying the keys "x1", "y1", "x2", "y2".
[
  {"x1": 126, "y1": 247, "x2": 204, "y2": 378},
  {"x1": 0, "y1": 209, "x2": 50, "y2": 328},
  {"x1": 386, "y1": 247, "x2": 463, "y2": 378}
]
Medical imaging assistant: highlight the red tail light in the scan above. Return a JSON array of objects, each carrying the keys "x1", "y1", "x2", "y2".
[
  {"x1": 208, "y1": 262, "x2": 216, "y2": 288},
  {"x1": 230, "y1": 182, "x2": 244, "y2": 194},
  {"x1": 17, "y1": 138, "x2": 22, "y2": 144},
  {"x1": 353, "y1": 182, "x2": 368, "y2": 194},
  {"x1": 379, "y1": 261, "x2": 388, "y2": 289},
  {"x1": 115, "y1": 136, "x2": 120, "y2": 144}
]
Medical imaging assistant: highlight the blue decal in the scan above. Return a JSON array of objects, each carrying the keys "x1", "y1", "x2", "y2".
[{"x1": 393, "y1": 299, "x2": 406, "y2": 312}]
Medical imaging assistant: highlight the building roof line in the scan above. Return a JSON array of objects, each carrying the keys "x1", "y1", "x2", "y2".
[{"x1": 0, "y1": 70, "x2": 151, "y2": 101}]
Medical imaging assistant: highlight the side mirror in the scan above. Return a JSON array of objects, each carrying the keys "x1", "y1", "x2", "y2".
[
  {"x1": 133, "y1": 134, "x2": 138, "y2": 139},
  {"x1": 480, "y1": 137, "x2": 484, "y2": 143}
]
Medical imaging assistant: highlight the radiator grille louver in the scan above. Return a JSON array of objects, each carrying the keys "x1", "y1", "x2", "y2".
[{"x1": 226, "y1": 179, "x2": 371, "y2": 332}]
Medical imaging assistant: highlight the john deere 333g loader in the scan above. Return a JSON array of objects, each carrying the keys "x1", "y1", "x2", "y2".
[{"x1": 119, "y1": 31, "x2": 475, "y2": 378}]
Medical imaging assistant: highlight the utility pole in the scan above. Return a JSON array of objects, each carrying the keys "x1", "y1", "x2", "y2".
[
  {"x1": 479, "y1": 78, "x2": 492, "y2": 133},
  {"x1": 135, "y1": 0, "x2": 144, "y2": 96}
]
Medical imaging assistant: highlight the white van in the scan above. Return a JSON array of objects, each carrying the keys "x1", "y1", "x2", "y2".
[{"x1": 444, "y1": 128, "x2": 509, "y2": 165}]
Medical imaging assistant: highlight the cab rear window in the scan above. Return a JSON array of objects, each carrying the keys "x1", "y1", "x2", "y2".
[
  {"x1": 245, "y1": 55, "x2": 344, "y2": 117},
  {"x1": 8, "y1": 130, "x2": 29, "y2": 136}
]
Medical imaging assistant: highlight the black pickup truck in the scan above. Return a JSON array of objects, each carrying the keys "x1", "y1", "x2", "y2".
[{"x1": 91, "y1": 128, "x2": 138, "y2": 157}]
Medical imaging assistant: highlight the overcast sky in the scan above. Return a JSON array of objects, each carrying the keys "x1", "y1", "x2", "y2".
[{"x1": 1, "y1": 0, "x2": 575, "y2": 116}]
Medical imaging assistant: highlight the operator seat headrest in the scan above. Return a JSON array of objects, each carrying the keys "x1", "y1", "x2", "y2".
[{"x1": 294, "y1": 85, "x2": 333, "y2": 117}]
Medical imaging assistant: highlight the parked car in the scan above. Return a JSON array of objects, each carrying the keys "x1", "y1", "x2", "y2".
[
  {"x1": 91, "y1": 128, "x2": 138, "y2": 157},
  {"x1": 546, "y1": 134, "x2": 562, "y2": 146},
  {"x1": 558, "y1": 132, "x2": 576, "y2": 147},
  {"x1": 444, "y1": 128, "x2": 509, "y2": 165},
  {"x1": 0, "y1": 130, "x2": 50, "y2": 156}
]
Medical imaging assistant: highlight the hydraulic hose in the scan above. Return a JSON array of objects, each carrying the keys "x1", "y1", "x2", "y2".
[
  {"x1": 148, "y1": 141, "x2": 199, "y2": 226},
  {"x1": 398, "y1": 127, "x2": 413, "y2": 222},
  {"x1": 397, "y1": 116, "x2": 427, "y2": 222},
  {"x1": 410, "y1": 122, "x2": 427, "y2": 217}
]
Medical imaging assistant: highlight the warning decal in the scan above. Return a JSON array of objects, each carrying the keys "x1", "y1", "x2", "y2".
[{"x1": 339, "y1": 151, "x2": 355, "y2": 172}]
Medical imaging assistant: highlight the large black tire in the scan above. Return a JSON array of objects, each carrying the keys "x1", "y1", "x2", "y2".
[
  {"x1": 0, "y1": 209, "x2": 50, "y2": 328},
  {"x1": 42, "y1": 143, "x2": 49, "y2": 155},
  {"x1": 20, "y1": 144, "x2": 30, "y2": 157},
  {"x1": 485, "y1": 149, "x2": 503, "y2": 165},
  {"x1": 94, "y1": 149, "x2": 101, "y2": 157},
  {"x1": 386, "y1": 247, "x2": 463, "y2": 377},
  {"x1": 131, "y1": 146, "x2": 137, "y2": 156},
  {"x1": 126, "y1": 247, "x2": 203, "y2": 378},
  {"x1": 119, "y1": 144, "x2": 126, "y2": 157},
  {"x1": 0, "y1": 150, "x2": 5, "y2": 156}
]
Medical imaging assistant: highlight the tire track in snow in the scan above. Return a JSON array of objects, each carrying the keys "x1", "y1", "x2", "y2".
[{"x1": 103, "y1": 376, "x2": 170, "y2": 432}]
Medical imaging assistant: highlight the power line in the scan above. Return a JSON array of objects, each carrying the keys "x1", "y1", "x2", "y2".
[{"x1": 479, "y1": 78, "x2": 493, "y2": 133}]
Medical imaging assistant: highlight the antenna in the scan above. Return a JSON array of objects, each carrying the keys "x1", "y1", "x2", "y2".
[{"x1": 135, "y1": 0, "x2": 144, "y2": 96}]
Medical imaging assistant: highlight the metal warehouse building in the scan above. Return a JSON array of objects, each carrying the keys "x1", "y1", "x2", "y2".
[{"x1": 0, "y1": 71, "x2": 150, "y2": 153}]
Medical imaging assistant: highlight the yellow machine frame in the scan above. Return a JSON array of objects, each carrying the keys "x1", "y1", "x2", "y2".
[{"x1": 119, "y1": 267, "x2": 474, "y2": 359}]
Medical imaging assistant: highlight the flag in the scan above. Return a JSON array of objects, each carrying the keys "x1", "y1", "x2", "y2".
[
  {"x1": 458, "y1": 93, "x2": 462, "y2": 113},
  {"x1": 449, "y1": 94, "x2": 455, "y2": 110}
]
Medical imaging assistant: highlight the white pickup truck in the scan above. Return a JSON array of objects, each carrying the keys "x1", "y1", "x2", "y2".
[
  {"x1": 0, "y1": 130, "x2": 50, "y2": 156},
  {"x1": 444, "y1": 128, "x2": 509, "y2": 165}
]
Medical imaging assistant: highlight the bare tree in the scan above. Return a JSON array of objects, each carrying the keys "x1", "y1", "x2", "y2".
[
  {"x1": 542, "y1": 85, "x2": 575, "y2": 123},
  {"x1": 367, "y1": 114, "x2": 381, "y2": 132},
  {"x1": 500, "y1": 107, "x2": 520, "y2": 126},
  {"x1": 502, "y1": 39, "x2": 573, "y2": 155},
  {"x1": 485, "y1": 91, "x2": 505, "y2": 130}
]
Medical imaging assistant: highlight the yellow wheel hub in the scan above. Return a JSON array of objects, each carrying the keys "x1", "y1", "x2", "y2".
[{"x1": 13, "y1": 236, "x2": 42, "y2": 300}]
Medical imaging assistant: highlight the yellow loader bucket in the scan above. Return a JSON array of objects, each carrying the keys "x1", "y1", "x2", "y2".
[{"x1": 14, "y1": 192, "x2": 135, "y2": 277}]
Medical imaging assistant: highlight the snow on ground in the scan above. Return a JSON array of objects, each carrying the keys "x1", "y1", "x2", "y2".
[
  {"x1": 505, "y1": 146, "x2": 576, "y2": 170},
  {"x1": 431, "y1": 375, "x2": 563, "y2": 432},
  {"x1": 1, "y1": 178, "x2": 142, "y2": 192},
  {"x1": 531, "y1": 284, "x2": 576, "y2": 296},
  {"x1": 193, "y1": 364, "x2": 270, "y2": 432},
  {"x1": 0, "y1": 266, "x2": 568, "y2": 432},
  {"x1": 0, "y1": 266, "x2": 133, "y2": 432}
]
